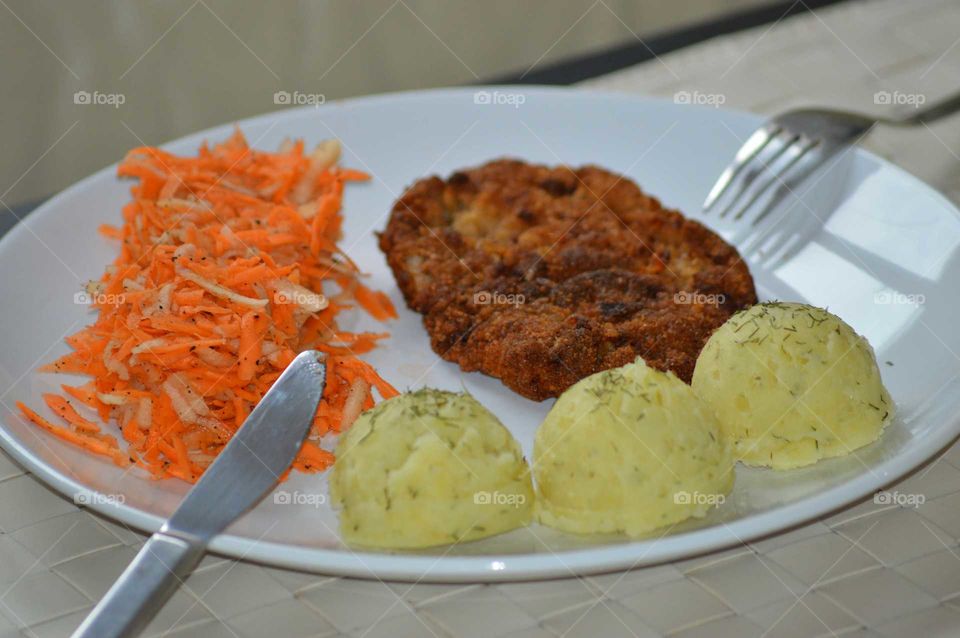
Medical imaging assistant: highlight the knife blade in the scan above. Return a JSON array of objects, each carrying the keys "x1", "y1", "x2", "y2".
[{"x1": 72, "y1": 350, "x2": 326, "y2": 638}]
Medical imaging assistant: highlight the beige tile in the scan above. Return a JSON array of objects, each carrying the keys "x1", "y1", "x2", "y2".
[
  {"x1": 11, "y1": 512, "x2": 122, "y2": 568},
  {"x1": 421, "y1": 587, "x2": 537, "y2": 638},
  {"x1": 834, "y1": 508, "x2": 951, "y2": 566},
  {"x1": 23, "y1": 609, "x2": 90, "y2": 638},
  {"x1": 0, "y1": 571, "x2": 88, "y2": 626},
  {"x1": 589, "y1": 564, "x2": 684, "y2": 600},
  {"x1": 670, "y1": 614, "x2": 764, "y2": 638},
  {"x1": 942, "y1": 439, "x2": 960, "y2": 469},
  {"x1": 896, "y1": 548, "x2": 960, "y2": 600},
  {"x1": 745, "y1": 592, "x2": 859, "y2": 638},
  {"x1": 618, "y1": 578, "x2": 730, "y2": 634},
  {"x1": 672, "y1": 546, "x2": 753, "y2": 575},
  {"x1": 191, "y1": 554, "x2": 231, "y2": 572},
  {"x1": 822, "y1": 496, "x2": 894, "y2": 528},
  {"x1": 166, "y1": 620, "x2": 239, "y2": 638},
  {"x1": 386, "y1": 582, "x2": 479, "y2": 608},
  {"x1": 298, "y1": 579, "x2": 406, "y2": 634},
  {"x1": 0, "y1": 533, "x2": 42, "y2": 588},
  {"x1": 182, "y1": 561, "x2": 291, "y2": 620},
  {"x1": 89, "y1": 516, "x2": 145, "y2": 546},
  {"x1": 30, "y1": 590, "x2": 208, "y2": 638},
  {"x1": 918, "y1": 492, "x2": 960, "y2": 540},
  {"x1": 140, "y1": 589, "x2": 213, "y2": 637},
  {"x1": 874, "y1": 604, "x2": 960, "y2": 637},
  {"x1": 0, "y1": 452, "x2": 25, "y2": 482},
  {"x1": 688, "y1": 554, "x2": 804, "y2": 613},
  {"x1": 819, "y1": 22, "x2": 928, "y2": 75},
  {"x1": 0, "y1": 477, "x2": 75, "y2": 533},
  {"x1": 358, "y1": 610, "x2": 451, "y2": 638},
  {"x1": 260, "y1": 567, "x2": 335, "y2": 595},
  {"x1": 497, "y1": 628, "x2": 555, "y2": 638},
  {"x1": 879, "y1": 45, "x2": 960, "y2": 103},
  {"x1": 496, "y1": 578, "x2": 598, "y2": 620},
  {"x1": 766, "y1": 532, "x2": 880, "y2": 586},
  {"x1": 818, "y1": 569, "x2": 937, "y2": 625},
  {"x1": 53, "y1": 546, "x2": 138, "y2": 599},
  {"x1": 0, "y1": 609, "x2": 20, "y2": 636},
  {"x1": 226, "y1": 599, "x2": 337, "y2": 638},
  {"x1": 749, "y1": 521, "x2": 831, "y2": 554},
  {"x1": 900, "y1": 458, "x2": 960, "y2": 502},
  {"x1": 541, "y1": 600, "x2": 658, "y2": 638},
  {"x1": 0, "y1": 614, "x2": 16, "y2": 635}
]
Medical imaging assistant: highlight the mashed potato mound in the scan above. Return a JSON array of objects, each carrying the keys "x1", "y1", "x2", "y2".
[
  {"x1": 329, "y1": 389, "x2": 533, "y2": 548},
  {"x1": 533, "y1": 359, "x2": 733, "y2": 537},
  {"x1": 692, "y1": 302, "x2": 893, "y2": 469}
]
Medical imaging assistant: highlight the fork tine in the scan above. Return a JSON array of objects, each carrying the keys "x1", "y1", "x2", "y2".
[
  {"x1": 732, "y1": 138, "x2": 819, "y2": 223},
  {"x1": 749, "y1": 142, "x2": 838, "y2": 228},
  {"x1": 716, "y1": 132, "x2": 796, "y2": 219},
  {"x1": 744, "y1": 151, "x2": 827, "y2": 267},
  {"x1": 703, "y1": 123, "x2": 781, "y2": 211}
]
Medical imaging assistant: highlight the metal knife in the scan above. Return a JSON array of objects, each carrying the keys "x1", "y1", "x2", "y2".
[{"x1": 72, "y1": 350, "x2": 327, "y2": 638}]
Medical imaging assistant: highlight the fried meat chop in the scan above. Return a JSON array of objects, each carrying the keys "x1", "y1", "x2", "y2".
[{"x1": 379, "y1": 160, "x2": 757, "y2": 401}]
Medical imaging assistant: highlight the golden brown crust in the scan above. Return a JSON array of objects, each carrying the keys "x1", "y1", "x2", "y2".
[{"x1": 379, "y1": 159, "x2": 757, "y2": 401}]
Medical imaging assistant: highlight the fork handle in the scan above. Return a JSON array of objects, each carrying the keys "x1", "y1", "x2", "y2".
[{"x1": 887, "y1": 90, "x2": 960, "y2": 126}]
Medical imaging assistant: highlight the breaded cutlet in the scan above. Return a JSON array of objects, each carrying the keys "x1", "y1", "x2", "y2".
[{"x1": 379, "y1": 159, "x2": 757, "y2": 401}]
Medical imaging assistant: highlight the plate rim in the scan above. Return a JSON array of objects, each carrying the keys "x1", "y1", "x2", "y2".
[{"x1": 2, "y1": 84, "x2": 958, "y2": 582}]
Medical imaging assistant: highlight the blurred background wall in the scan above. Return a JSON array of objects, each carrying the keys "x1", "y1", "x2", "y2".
[{"x1": 1, "y1": 0, "x2": 770, "y2": 209}]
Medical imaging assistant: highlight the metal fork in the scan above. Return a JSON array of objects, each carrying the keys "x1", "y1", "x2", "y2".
[{"x1": 703, "y1": 91, "x2": 960, "y2": 234}]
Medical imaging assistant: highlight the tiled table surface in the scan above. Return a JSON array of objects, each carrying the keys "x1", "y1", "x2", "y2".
[{"x1": 4, "y1": 0, "x2": 960, "y2": 636}]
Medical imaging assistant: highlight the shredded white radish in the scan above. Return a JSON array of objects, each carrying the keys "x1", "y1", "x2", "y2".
[
  {"x1": 219, "y1": 179, "x2": 259, "y2": 196},
  {"x1": 122, "y1": 278, "x2": 144, "y2": 291},
  {"x1": 96, "y1": 392, "x2": 127, "y2": 406},
  {"x1": 159, "y1": 175, "x2": 183, "y2": 200},
  {"x1": 162, "y1": 373, "x2": 209, "y2": 424},
  {"x1": 131, "y1": 338, "x2": 169, "y2": 355},
  {"x1": 310, "y1": 139, "x2": 341, "y2": 172},
  {"x1": 172, "y1": 243, "x2": 197, "y2": 261},
  {"x1": 158, "y1": 282, "x2": 174, "y2": 312},
  {"x1": 176, "y1": 268, "x2": 268, "y2": 308},
  {"x1": 340, "y1": 378, "x2": 369, "y2": 431},
  {"x1": 102, "y1": 341, "x2": 130, "y2": 381},
  {"x1": 196, "y1": 346, "x2": 233, "y2": 368},
  {"x1": 157, "y1": 197, "x2": 212, "y2": 211},
  {"x1": 292, "y1": 140, "x2": 341, "y2": 204},
  {"x1": 272, "y1": 278, "x2": 328, "y2": 313},
  {"x1": 137, "y1": 398, "x2": 153, "y2": 428}
]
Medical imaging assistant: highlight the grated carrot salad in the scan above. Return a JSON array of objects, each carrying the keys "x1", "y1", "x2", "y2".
[{"x1": 17, "y1": 129, "x2": 398, "y2": 483}]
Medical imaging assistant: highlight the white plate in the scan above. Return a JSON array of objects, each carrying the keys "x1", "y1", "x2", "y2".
[{"x1": 1, "y1": 86, "x2": 958, "y2": 582}]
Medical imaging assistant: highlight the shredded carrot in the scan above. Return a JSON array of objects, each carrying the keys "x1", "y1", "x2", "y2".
[{"x1": 20, "y1": 130, "x2": 397, "y2": 483}]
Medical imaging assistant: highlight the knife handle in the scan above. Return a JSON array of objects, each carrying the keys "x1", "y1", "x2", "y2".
[{"x1": 71, "y1": 532, "x2": 205, "y2": 638}]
